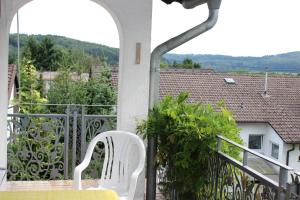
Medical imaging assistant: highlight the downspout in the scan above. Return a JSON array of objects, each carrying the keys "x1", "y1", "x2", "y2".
[
  {"x1": 146, "y1": 1, "x2": 222, "y2": 200},
  {"x1": 286, "y1": 144, "x2": 295, "y2": 166}
]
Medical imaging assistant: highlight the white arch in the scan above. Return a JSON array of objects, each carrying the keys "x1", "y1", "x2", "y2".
[
  {"x1": 0, "y1": 1, "x2": 153, "y2": 189},
  {"x1": 7, "y1": 0, "x2": 123, "y2": 50}
]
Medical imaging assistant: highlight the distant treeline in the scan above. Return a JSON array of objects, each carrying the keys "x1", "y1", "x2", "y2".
[
  {"x1": 9, "y1": 34, "x2": 119, "y2": 67},
  {"x1": 163, "y1": 52, "x2": 300, "y2": 73},
  {"x1": 9, "y1": 34, "x2": 300, "y2": 73}
]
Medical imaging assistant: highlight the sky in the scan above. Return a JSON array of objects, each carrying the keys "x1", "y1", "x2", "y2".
[{"x1": 10, "y1": 0, "x2": 300, "y2": 57}]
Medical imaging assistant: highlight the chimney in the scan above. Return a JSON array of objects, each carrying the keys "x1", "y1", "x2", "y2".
[{"x1": 263, "y1": 67, "x2": 269, "y2": 97}]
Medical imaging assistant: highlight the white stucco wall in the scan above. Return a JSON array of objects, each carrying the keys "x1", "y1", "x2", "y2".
[
  {"x1": 283, "y1": 144, "x2": 300, "y2": 172},
  {"x1": 0, "y1": 0, "x2": 153, "y2": 189},
  {"x1": 238, "y1": 122, "x2": 300, "y2": 172},
  {"x1": 238, "y1": 123, "x2": 285, "y2": 162}
]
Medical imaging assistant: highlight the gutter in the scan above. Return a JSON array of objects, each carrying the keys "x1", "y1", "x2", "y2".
[
  {"x1": 148, "y1": 8, "x2": 220, "y2": 109},
  {"x1": 286, "y1": 144, "x2": 295, "y2": 166},
  {"x1": 146, "y1": 1, "x2": 222, "y2": 200}
]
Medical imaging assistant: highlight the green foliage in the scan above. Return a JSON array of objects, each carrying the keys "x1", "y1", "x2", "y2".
[
  {"x1": 9, "y1": 34, "x2": 119, "y2": 66},
  {"x1": 15, "y1": 58, "x2": 47, "y2": 113},
  {"x1": 47, "y1": 65, "x2": 116, "y2": 114},
  {"x1": 163, "y1": 52, "x2": 300, "y2": 73},
  {"x1": 181, "y1": 58, "x2": 201, "y2": 68},
  {"x1": 68, "y1": 49, "x2": 94, "y2": 74},
  {"x1": 47, "y1": 68, "x2": 85, "y2": 106},
  {"x1": 162, "y1": 58, "x2": 202, "y2": 69},
  {"x1": 137, "y1": 92, "x2": 242, "y2": 199},
  {"x1": 22, "y1": 37, "x2": 64, "y2": 71}
]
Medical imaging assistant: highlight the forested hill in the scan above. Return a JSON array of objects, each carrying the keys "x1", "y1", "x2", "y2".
[
  {"x1": 163, "y1": 52, "x2": 300, "y2": 73},
  {"x1": 9, "y1": 34, "x2": 300, "y2": 73},
  {"x1": 9, "y1": 34, "x2": 119, "y2": 65}
]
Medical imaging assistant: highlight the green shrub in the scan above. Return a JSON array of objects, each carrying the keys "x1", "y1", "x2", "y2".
[{"x1": 137, "y1": 92, "x2": 242, "y2": 199}]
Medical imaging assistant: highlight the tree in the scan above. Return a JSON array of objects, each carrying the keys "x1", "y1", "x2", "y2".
[
  {"x1": 46, "y1": 68, "x2": 84, "y2": 108},
  {"x1": 22, "y1": 37, "x2": 64, "y2": 71},
  {"x1": 35, "y1": 37, "x2": 64, "y2": 71},
  {"x1": 47, "y1": 64, "x2": 116, "y2": 114},
  {"x1": 170, "y1": 58, "x2": 202, "y2": 69},
  {"x1": 85, "y1": 65, "x2": 116, "y2": 114},
  {"x1": 182, "y1": 58, "x2": 201, "y2": 69},
  {"x1": 22, "y1": 36, "x2": 39, "y2": 60},
  {"x1": 15, "y1": 58, "x2": 47, "y2": 113},
  {"x1": 69, "y1": 49, "x2": 93, "y2": 74}
]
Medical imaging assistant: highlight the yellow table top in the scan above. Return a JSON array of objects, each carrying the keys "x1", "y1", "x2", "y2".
[
  {"x1": 0, "y1": 180, "x2": 119, "y2": 200},
  {"x1": 0, "y1": 189, "x2": 119, "y2": 200}
]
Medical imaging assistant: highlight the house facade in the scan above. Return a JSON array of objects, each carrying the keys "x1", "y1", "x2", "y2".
[{"x1": 109, "y1": 68, "x2": 299, "y2": 171}]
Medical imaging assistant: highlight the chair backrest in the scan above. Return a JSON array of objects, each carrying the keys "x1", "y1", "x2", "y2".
[{"x1": 78, "y1": 131, "x2": 145, "y2": 199}]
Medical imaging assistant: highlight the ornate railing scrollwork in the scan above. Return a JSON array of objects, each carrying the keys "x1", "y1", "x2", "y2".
[
  {"x1": 7, "y1": 115, "x2": 66, "y2": 181},
  {"x1": 203, "y1": 153, "x2": 278, "y2": 200},
  {"x1": 7, "y1": 108, "x2": 117, "y2": 181}
]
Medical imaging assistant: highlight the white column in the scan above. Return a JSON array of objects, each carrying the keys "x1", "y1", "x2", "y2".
[
  {"x1": 112, "y1": 0, "x2": 153, "y2": 133},
  {"x1": 0, "y1": 6, "x2": 9, "y2": 178}
]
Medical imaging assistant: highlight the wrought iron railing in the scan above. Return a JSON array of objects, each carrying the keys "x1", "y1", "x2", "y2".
[
  {"x1": 157, "y1": 135, "x2": 300, "y2": 200},
  {"x1": 211, "y1": 135, "x2": 299, "y2": 200},
  {"x1": 7, "y1": 105, "x2": 117, "y2": 181}
]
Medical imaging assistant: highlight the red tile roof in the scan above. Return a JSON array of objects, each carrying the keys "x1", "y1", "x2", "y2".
[
  {"x1": 8, "y1": 64, "x2": 17, "y2": 98},
  {"x1": 112, "y1": 69, "x2": 300, "y2": 143},
  {"x1": 160, "y1": 69, "x2": 300, "y2": 144}
]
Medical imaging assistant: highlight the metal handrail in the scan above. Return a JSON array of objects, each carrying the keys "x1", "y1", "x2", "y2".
[
  {"x1": 7, "y1": 113, "x2": 67, "y2": 118},
  {"x1": 217, "y1": 134, "x2": 293, "y2": 199},
  {"x1": 8, "y1": 103, "x2": 117, "y2": 107},
  {"x1": 218, "y1": 151, "x2": 280, "y2": 188},
  {"x1": 217, "y1": 135, "x2": 293, "y2": 170},
  {"x1": 7, "y1": 113, "x2": 117, "y2": 118}
]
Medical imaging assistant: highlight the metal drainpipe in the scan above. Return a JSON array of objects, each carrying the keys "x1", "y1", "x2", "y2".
[
  {"x1": 286, "y1": 144, "x2": 295, "y2": 166},
  {"x1": 146, "y1": 1, "x2": 221, "y2": 200}
]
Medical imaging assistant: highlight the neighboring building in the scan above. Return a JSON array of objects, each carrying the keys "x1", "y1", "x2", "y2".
[
  {"x1": 39, "y1": 71, "x2": 90, "y2": 93},
  {"x1": 113, "y1": 68, "x2": 300, "y2": 173},
  {"x1": 7, "y1": 64, "x2": 19, "y2": 113},
  {"x1": 160, "y1": 69, "x2": 300, "y2": 173}
]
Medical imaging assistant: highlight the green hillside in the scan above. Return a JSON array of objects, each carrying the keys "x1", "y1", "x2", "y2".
[
  {"x1": 163, "y1": 52, "x2": 300, "y2": 73},
  {"x1": 9, "y1": 34, "x2": 119, "y2": 65},
  {"x1": 9, "y1": 34, "x2": 300, "y2": 73}
]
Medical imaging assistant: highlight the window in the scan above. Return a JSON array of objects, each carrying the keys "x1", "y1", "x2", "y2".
[
  {"x1": 248, "y1": 135, "x2": 263, "y2": 149},
  {"x1": 271, "y1": 143, "x2": 279, "y2": 159}
]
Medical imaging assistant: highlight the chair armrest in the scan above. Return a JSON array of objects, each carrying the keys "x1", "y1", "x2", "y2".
[
  {"x1": 0, "y1": 168, "x2": 6, "y2": 186},
  {"x1": 128, "y1": 170, "x2": 144, "y2": 200},
  {"x1": 74, "y1": 134, "x2": 106, "y2": 190},
  {"x1": 74, "y1": 162, "x2": 88, "y2": 190}
]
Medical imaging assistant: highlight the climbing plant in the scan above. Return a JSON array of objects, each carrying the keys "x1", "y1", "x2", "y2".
[{"x1": 137, "y1": 92, "x2": 242, "y2": 199}]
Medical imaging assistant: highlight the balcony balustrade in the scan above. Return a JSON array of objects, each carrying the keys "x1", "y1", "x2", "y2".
[
  {"x1": 4, "y1": 106, "x2": 300, "y2": 199},
  {"x1": 6, "y1": 104, "x2": 117, "y2": 181}
]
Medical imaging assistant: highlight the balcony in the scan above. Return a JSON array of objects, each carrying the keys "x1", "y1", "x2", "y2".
[{"x1": 2, "y1": 105, "x2": 300, "y2": 200}]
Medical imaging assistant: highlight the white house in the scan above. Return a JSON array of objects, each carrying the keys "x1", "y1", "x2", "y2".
[
  {"x1": 148, "y1": 69, "x2": 300, "y2": 173},
  {"x1": 39, "y1": 71, "x2": 90, "y2": 94}
]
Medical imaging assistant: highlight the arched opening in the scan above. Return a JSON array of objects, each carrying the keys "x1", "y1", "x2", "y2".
[
  {"x1": 1, "y1": 1, "x2": 152, "y2": 193},
  {"x1": 6, "y1": 0, "x2": 121, "y2": 181}
]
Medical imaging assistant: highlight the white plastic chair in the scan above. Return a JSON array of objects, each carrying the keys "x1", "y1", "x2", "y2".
[{"x1": 74, "y1": 130, "x2": 146, "y2": 200}]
